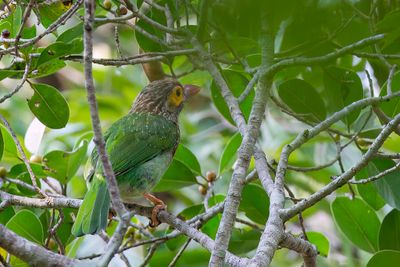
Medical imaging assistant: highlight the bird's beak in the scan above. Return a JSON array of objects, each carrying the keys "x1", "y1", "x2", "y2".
[{"x1": 183, "y1": 84, "x2": 201, "y2": 100}]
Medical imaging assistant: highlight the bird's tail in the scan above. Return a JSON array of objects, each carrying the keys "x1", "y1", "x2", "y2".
[{"x1": 71, "y1": 176, "x2": 110, "y2": 237}]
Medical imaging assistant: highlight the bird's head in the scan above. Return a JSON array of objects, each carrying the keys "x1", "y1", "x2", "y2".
[{"x1": 130, "y1": 78, "x2": 200, "y2": 122}]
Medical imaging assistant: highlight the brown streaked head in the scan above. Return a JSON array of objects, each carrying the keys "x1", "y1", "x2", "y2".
[{"x1": 130, "y1": 78, "x2": 200, "y2": 122}]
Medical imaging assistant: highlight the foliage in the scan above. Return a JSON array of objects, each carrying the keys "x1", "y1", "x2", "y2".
[{"x1": 0, "y1": 0, "x2": 400, "y2": 266}]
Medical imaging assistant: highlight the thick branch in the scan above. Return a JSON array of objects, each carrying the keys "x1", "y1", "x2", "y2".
[{"x1": 0, "y1": 224, "x2": 76, "y2": 267}]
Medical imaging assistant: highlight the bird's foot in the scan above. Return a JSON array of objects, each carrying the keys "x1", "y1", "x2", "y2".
[{"x1": 143, "y1": 193, "x2": 166, "y2": 227}]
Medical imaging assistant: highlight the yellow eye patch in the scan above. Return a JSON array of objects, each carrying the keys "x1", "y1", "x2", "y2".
[{"x1": 168, "y1": 86, "x2": 184, "y2": 107}]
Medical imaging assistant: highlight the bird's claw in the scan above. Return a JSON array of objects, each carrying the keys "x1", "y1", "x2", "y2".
[{"x1": 149, "y1": 203, "x2": 167, "y2": 227}]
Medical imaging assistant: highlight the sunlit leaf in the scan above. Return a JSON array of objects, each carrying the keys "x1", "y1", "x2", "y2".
[
  {"x1": 307, "y1": 231, "x2": 330, "y2": 257},
  {"x1": 6, "y1": 210, "x2": 44, "y2": 244}
]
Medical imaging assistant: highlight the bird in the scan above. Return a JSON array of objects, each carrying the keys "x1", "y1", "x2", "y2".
[{"x1": 71, "y1": 78, "x2": 200, "y2": 237}]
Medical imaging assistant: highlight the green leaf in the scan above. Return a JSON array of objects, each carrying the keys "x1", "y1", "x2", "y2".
[
  {"x1": 239, "y1": 183, "x2": 269, "y2": 224},
  {"x1": 43, "y1": 140, "x2": 88, "y2": 184},
  {"x1": 135, "y1": 9, "x2": 166, "y2": 52},
  {"x1": 27, "y1": 83, "x2": 70, "y2": 129},
  {"x1": 355, "y1": 167, "x2": 386, "y2": 210},
  {"x1": 278, "y1": 79, "x2": 326, "y2": 122},
  {"x1": 57, "y1": 22, "x2": 84, "y2": 43},
  {"x1": 66, "y1": 237, "x2": 85, "y2": 258},
  {"x1": 379, "y1": 209, "x2": 400, "y2": 251},
  {"x1": 0, "y1": 206, "x2": 15, "y2": 225},
  {"x1": 323, "y1": 67, "x2": 363, "y2": 129},
  {"x1": 8, "y1": 163, "x2": 44, "y2": 196},
  {"x1": 218, "y1": 133, "x2": 242, "y2": 175},
  {"x1": 37, "y1": 39, "x2": 83, "y2": 66},
  {"x1": 379, "y1": 71, "x2": 400, "y2": 118},
  {"x1": 367, "y1": 250, "x2": 400, "y2": 267},
  {"x1": 211, "y1": 70, "x2": 254, "y2": 125},
  {"x1": 369, "y1": 159, "x2": 400, "y2": 210},
  {"x1": 228, "y1": 228, "x2": 261, "y2": 254},
  {"x1": 0, "y1": 125, "x2": 17, "y2": 158},
  {"x1": 307, "y1": 231, "x2": 330, "y2": 257},
  {"x1": 29, "y1": 59, "x2": 67, "y2": 79},
  {"x1": 5, "y1": 210, "x2": 44, "y2": 244},
  {"x1": 36, "y1": 1, "x2": 72, "y2": 28},
  {"x1": 154, "y1": 159, "x2": 197, "y2": 192},
  {"x1": 331, "y1": 197, "x2": 380, "y2": 253},
  {"x1": 174, "y1": 144, "x2": 202, "y2": 176}
]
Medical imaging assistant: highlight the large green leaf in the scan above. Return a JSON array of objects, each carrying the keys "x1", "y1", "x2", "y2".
[
  {"x1": 174, "y1": 144, "x2": 202, "y2": 176},
  {"x1": 369, "y1": 159, "x2": 400, "y2": 210},
  {"x1": 367, "y1": 250, "x2": 400, "y2": 267},
  {"x1": 154, "y1": 159, "x2": 197, "y2": 192},
  {"x1": 43, "y1": 140, "x2": 88, "y2": 184},
  {"x1": 218, "y1": 133, "x2": 242, "y2": 175},
  {"x1": 211, "y1": 70, "x2": 254, "y2": 125},
  {"x1": 379, "y1": 209, "x2": 400, "y2": 251},
  {"x1": 331, "y1": 197, "x2": 380, "y2": 253},
  {"x1": 5, "y1": 210, "x2": 44, "y2": 244},
  {"x1": 277, "y1": 79, "x2": 326, "y2": 122},
  {"x1": 239, "y1": 183, "x2": 269, "y2": 224},
  {"x1": 27, "y1": 83, "x2": 70, "y2": 129},
  {"x1": 323, "y1": 67, "x2": 363, "y2": 129},
  {"x1": 307, "y1": 231, "x2": 330, "y2": 257}
]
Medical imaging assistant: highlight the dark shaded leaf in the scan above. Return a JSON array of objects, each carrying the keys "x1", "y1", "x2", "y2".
[
  {"x1": 367, "y1": 250, "x2": 400, "y2": 267},
  {"x1": 278, "y1": 79, "x2": 326, "y2": 122},
  {"x1": 379, "y1": 209, "x2": 400, "y2": 251}
]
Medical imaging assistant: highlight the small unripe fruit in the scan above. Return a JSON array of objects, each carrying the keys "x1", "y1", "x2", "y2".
[
  {"x1": 206, "y1": 171, "x2": 217, "y2": 182},
  {"x1": 30, "y1": 154, "x2": 43, "y2": 164},
  {"x1": 2, "y1": 29, "x2": 10, "y2": 38},
  {"x1": 118, "y1": 6, "x2": 128, "y2": 15},
  {"x1": 103, "y1": 0, "x2": 112, "y2": 10},
  {"x1": 135, "y1": 232, "x2": 142, "y2": 240},
  {"x1": 198, "y1": 185, "x2": 207, "y2": 195},
  {"x1": 0, "y1": 167, "x2": 7, "y2": 178}
]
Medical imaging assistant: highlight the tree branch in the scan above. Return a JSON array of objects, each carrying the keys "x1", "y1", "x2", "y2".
[{"x1": 0, "y1": 224, "x2": 76, "y2": 267}]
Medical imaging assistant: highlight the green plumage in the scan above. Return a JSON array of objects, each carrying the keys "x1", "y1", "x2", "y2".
[{"x1": 72, "y1": 113, "x2": 179, "y2": 236}]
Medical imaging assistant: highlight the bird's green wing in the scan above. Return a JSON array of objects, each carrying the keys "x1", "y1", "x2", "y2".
[{"x1": 103, "y1": 113, "x2": 179, "y2": 177}]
